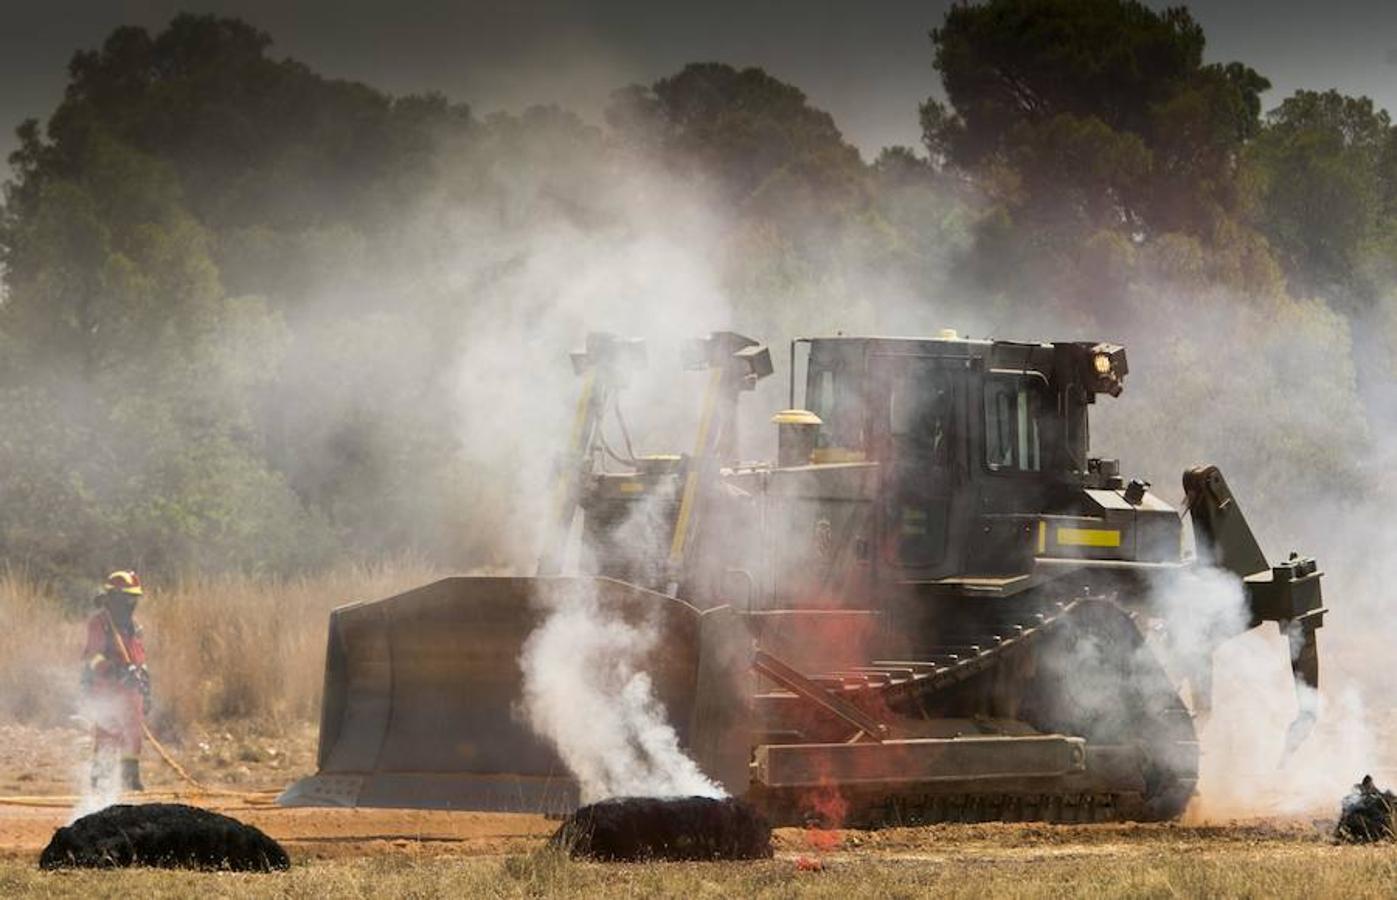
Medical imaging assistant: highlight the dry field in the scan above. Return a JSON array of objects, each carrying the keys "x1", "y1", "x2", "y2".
[
  {"x1": 0, "y1": 566, "x2": 1393, "y2": 896},
  {"x1": 0, "y1": 812, "x2": 1392, "y2": 898},
  {"x1": 0, "y1": 717, "x2": 1389, "y2": 899},
  {"x1": 0, "y1": 561, "x2": 446, "y2": 733}
]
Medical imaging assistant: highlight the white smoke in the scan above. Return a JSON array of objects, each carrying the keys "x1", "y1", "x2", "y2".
[
  {"x1": 69, "y1": 695, "x2": 123, "y2": 822},
  {"x1": 1145, "y1": 521, "x2": 1383, "y2": 818},
  {"x1": 518, "y1": 581, "x2": 726, "y2": 802},
  {"x1": 1194, "y1": 628, "x2": 1376, "y2": 818},
  {"x1": 1144, "y1": 565, "x2": 1251, "y2": 715},
  {"x1": 422, "y1": 126, "x2": 750, "y2": 801}
]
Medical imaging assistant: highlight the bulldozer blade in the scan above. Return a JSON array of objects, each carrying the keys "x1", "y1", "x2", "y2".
[{"x1": 278, "y1": 576, "x2": 749, "y2": 813}]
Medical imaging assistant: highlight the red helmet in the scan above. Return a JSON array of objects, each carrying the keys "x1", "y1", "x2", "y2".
[{"x1": 103, "y1": 570, "x2": 143, "y2": 596}]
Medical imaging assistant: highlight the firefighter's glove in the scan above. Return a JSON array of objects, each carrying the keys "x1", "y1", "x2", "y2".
[{"x1": 123, "y1": 665, "x2": 152, "y2": 713}]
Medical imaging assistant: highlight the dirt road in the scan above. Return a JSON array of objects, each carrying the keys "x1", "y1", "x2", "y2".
[
  {"x1": 0, "y1": 721, "x2": 1388, "y2": 899},
  {"x1": 1, "y1": 776, "x2": 1391, "y2": 899},
  {"x1": 0, "y1": 785, "x2": 1344, "y2": 863},
  {"x1": 0, "y1": 721, "x2": 1348, "y2": 857},
  {"x1": 0, "y1": 795, "x2": 560, "y2": 860}
]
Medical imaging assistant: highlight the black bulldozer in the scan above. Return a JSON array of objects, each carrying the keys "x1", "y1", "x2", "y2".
[{"x1": 282, "y1": 330, "x2": 1324, "y2": 825}]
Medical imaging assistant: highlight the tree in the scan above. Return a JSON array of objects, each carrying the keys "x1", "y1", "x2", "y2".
[
  {"x1": 1248, "y1": 90, "x2": 1397, "y2": 311},
  {"x1": 19, "y1": 14, "x2": 473, "y2": 304},
  {"x1": 922, "y1": 0, "x2": 1268, "y2": 237},
  {"x1": 607, "y1": 63, "x2": 867, "y2": 222},
  {"x1": 606, "y1": 63, "x2": 943, "y2": 342},
  {"x1": 0, "y1": 19, "x2": 352, "y2": 578},
  {"x1": 0, "y1": 119, "x2": 328, "y2": 578}
]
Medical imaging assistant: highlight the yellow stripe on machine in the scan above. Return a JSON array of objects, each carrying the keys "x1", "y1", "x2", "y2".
[
  {"x1": 618, "y1": 481, "x2": 646, "y2": 494},
  {"x1": 810, "y1": 447, "x2": 867, "y2": 464},
  {"x1": 1056, "y1": 527, "x2": 1122, "y2": 548},
  {"x1": 1037, "y1": 521, "x2": 1047, "y2": 555}
]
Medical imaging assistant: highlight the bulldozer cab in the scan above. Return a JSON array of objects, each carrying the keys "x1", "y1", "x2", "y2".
[{"x1": 797, "y1": 334, "x2": 1127, "y2": 581}]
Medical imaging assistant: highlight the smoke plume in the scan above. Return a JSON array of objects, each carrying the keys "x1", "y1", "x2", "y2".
[
  {"x1": 70, "y1": 695, "x2": 122, "y2": 821},
  {"x1": 9, "y1": 16, "x2": 1397, "y2": 822},
  {"x1": 518, "y1": 581, "x2": 726, "y2": 802}
]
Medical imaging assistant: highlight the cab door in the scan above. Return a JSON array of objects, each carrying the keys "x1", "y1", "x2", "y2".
[{"x1": 870, "y1": 355, "x2": 966, "y2": 577}]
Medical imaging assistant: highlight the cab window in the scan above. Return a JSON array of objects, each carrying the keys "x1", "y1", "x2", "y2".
[
  {"x1": 984, "y1": 375, "x2": 1044, "y2": 472},
  {"x1": 807, "y1": 365, "x2": 864, "y2": 449},
  {"x1": 890, "y1": 361, "x2": 954, "y2": 466}
]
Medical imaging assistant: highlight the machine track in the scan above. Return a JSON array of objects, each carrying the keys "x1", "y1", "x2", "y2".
[
  {"x1": 860, "y1": 789, "x2": 1142, "y2": 826},
  {"x1": 757, "y1": 597, "x2": 1199, "y2": 826}
]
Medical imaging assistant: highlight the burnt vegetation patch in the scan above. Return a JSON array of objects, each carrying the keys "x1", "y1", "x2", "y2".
[
  {"x1": 39, "y1": 803, "x2": 290, "y2": 871},
  {"x1": 1336, "y1": 775, "x2": 1396, "y2": 844},
  {"x1": 550, "y1": 796, "x2": 773, "y2": 861}
]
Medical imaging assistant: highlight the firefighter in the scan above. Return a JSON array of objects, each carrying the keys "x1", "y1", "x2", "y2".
[{"x1": 81, "y1": 570, "x2": 152, "y2": 792}]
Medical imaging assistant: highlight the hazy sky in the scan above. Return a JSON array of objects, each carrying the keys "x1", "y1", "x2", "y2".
[{"x1": 4, "y1": 1, "x2": 1397, "y2": 164}]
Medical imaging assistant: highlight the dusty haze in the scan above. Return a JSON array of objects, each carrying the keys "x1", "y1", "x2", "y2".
[{"x1": 2, "y1": 9, "x2": 1394, "y2": 818}]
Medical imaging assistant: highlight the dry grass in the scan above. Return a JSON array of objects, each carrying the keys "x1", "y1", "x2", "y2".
[
  {"x1": 0, "y1": 560, "x2": 445, "y2": 733},
  {"x1": 2, "y1": 845, "x2": 1397, "y2": 899},
  {"x1": 0, "y1": 572, "x2": 76, "y2": 725},
  {"x1": 141, "y1": 560, "x2": 443, "y2": 730}
]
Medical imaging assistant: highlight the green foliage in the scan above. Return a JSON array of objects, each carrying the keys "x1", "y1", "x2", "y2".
[
  {"x1": 0, "y1": 15, "x2": 642, "y2": 579},
  {"x1": 1247, "y1": 90, "x2": 1397, "y2": 310},
  {"x1": 925, "y1": 0, "x2": 1268, "y2": 237},
  {"x1": 608, "y1": 63, "x2": 868, "y2": 222},
  {"x1": 0, "y1": 127, "x2": 326, "y2": 578},
  {"x1": 0, "y1": 6, "x2": 1390, "y2": 582},
  {"x1": 0, "y1": 17, "x2": 369, "y2": 578}
]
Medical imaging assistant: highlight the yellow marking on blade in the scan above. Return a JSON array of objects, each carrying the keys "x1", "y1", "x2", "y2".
[
  {"x1": 1056, "y1": 527, "x2": 1121, "y2": 548},
  {"x1": 1037, "y1": 520, "x2": 1047, "y2": 555},
  {"x1": 670, "y1": 368, "x2": 723, "y2": 564},
  {"x1": 618, "y1": 481, "x2": 646, "y2": 494}
]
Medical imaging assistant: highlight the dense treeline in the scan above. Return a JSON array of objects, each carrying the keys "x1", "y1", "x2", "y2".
[{"x1": 0, "y1": 4, "x2": 1392, "y2": 584}]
